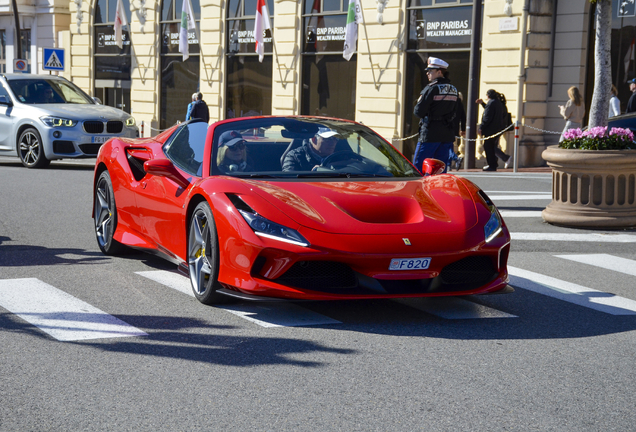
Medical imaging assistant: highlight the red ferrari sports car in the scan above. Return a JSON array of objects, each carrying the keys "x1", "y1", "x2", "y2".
[{"x1": 93, "y1": 116, "x2": 511, "y2": 304}]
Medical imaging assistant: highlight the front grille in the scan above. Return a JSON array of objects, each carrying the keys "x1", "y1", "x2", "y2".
[
  {"x1": 440, "y1": 256, "x2": 497, "y2": 285},
  {"x1": 83, "y1": 121, "x2": 104, "y2": 134},
  {"x1": 275, "y1": 261, "x2": 357, "y2": 291},
  {"x1": 79, "y1": 143, "x2": 102, "y2": 155},
  {"x1": 107, "y1": 121, "x2": 123, "y2": 133},
  {"x1": 53, "y1": 140, "x2": 75, "y2": 154}
]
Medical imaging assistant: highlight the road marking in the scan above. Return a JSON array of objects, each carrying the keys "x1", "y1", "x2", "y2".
[
  {"x1": 136, "y1": 270, "x2": 194, "y2": 297},
  {"x1": 554, "y1": 254, "x2": 636, "y2": 277},
  {"x1": 508, "y1": 266, "x2": 636, "y2": 315},
  {"x1": 394, "y1": 297, "x2": 517, "y2": 319},
  {"x1": 511, "y1": 233, "x2": 636, "y2": 243},
  {"x1": 499, "y1": 211, "x2": 543, "y2": 218},
  {"x1": 137, "y1": 270, "x2": 341, "y2": 328},
  {"x1": 219, "y1": 304, "x2": 341, "y2": 328},
  {"x1": 489, "y1": 194, "x2": 552, "y2": 200},
  {"x1": 0, "y1": 278, "x2": 147, "y2": 341}
]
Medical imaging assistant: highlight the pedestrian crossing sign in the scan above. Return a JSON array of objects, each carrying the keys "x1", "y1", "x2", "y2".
[{"x1": 43, "y1": 48, "x2": 65, "y2": 71}]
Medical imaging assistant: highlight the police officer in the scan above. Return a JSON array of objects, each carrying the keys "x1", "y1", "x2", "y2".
[{"x1": 413, "y1": 57, "x2": 458, "y2": 173}]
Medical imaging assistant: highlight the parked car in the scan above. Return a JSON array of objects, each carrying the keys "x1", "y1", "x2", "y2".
[
  {"x1": 0, "y1": 74, "x2": 138, "y2": 168},
  {"x1": 608, "y1": 111, "x2": 636, "y2": 133},
  {"x1": 93, "y1": 116, "x2": 512, "y2": 304}
]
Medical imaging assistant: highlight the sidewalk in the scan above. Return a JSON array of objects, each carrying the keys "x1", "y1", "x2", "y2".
[{"x1": 456, "y1": 167, "x2": 552, "y2": 173}]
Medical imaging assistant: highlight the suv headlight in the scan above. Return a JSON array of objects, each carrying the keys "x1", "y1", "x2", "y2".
[
  {"x1": 125, "y1": 116, "x2": 136, "y2": 127},
  {"x1": 40, "y1": 116, "x2": 77, "y2": 127}
]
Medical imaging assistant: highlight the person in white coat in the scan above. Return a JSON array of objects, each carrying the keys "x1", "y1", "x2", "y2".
[{"x1": 609, "y1": 85, "x2": 620, "y2": 118}]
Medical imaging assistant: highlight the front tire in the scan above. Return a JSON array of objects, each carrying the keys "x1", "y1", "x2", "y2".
[
  {"x1": 94, "y1": 170, "x2": 126, "y2": 255},
  {"x1": 188, "y1": 202, "x2": 228, "y2": 305},
  {"x1": 18, "y1": 127, "x2": 50, "y2": 168}
]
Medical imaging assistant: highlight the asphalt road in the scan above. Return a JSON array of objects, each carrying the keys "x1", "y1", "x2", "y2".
[{"x1": 1, "y1": 156, "x2": 636, "y2": 431}]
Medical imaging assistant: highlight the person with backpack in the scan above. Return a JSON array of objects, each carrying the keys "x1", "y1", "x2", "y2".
[{"x1": 476, "y1": 89, "x2": 511, "y2": 171}]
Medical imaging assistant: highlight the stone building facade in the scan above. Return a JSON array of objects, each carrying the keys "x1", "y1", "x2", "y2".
[{"x1": 7, "y1": 0, "x2": 627, "y2": 167}]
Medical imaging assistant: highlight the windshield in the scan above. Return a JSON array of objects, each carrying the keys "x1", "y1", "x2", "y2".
[
  {"x1": 7, "y1": 79, "x2": 94, "y2": 105},
  {"x1": 212, "y1": 117, "x2": 421, "y2": 179}
]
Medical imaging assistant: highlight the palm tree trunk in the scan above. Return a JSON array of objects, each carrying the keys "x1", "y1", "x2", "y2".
[{"x1": 588, "y1": 0, "x2": 612, "y2": 128}]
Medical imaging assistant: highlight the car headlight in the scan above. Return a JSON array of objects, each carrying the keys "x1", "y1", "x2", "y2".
[
  {"x1": 40, "y1": 116, "x2": 77, "y2": 127},
  {"x1": 479, "y1": 190, "x2": 503, "y2": 243},
  {"x1": 238, "y1": 209, "x2": 309, "y2": 247},
  {"x1": 125, "y1": 116, "x2": 136, "y2": 127}
]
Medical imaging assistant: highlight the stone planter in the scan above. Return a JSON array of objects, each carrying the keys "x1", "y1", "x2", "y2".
[{"x1": 541, "y1": 146, "x2": 636, "y2": 228}]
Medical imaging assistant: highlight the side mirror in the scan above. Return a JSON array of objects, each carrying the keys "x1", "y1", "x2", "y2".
[
  {"x1": 143, "y1": 158, "x2": 191, "y2": 189},
  {"x1": 0, "y1": 95, "x2": 13, "y2": 107},
  {"x1": 422, "y1": 158, "x2": 446, "y2": 176},
  {"x1": 93, "y1": 97, "x2": 102, "y2": 104}
]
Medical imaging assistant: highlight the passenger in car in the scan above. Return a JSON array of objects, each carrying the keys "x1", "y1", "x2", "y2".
[
  {"x1": 217, "y1": 131, "x2": 253, "y2": 173},
  {"x1": 281, "y1": 128, "x2": 339, "y2": 171}
]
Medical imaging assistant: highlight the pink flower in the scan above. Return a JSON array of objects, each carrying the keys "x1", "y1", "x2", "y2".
[
  {"x1": 562, "y1": 128, "x2": 583, "y2": 140},
  {"x1": 582, "y1": 126, "x2": 607, "y2": 139},
  {"x1": 609, "y1": 127, "x2": 635, "y2": 141}
]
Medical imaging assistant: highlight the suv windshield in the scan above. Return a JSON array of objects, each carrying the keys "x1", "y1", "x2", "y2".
[
  {"x1": 7, "y1": 79, "x2": 94, "y2": 105},
  {"x1": 212, "y1": 117, "x2": 421, "y2": 179}
]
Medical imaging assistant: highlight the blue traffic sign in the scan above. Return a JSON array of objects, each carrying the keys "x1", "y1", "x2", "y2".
[{"x1": 43, "y1": 48, "x2": 65, "y2": 71}]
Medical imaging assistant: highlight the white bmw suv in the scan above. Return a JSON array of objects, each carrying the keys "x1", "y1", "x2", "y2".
[{"x1": 0, "y1": 74, "x2": 139, "y2": 168}]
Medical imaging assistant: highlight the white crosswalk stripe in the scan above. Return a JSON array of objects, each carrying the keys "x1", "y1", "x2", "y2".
[
  {"x1": 0, "y1": 278, "x2": 147, "y2": 341},
  {"x1": 136, "y1": 270, "x2": 341, "y2": 328},
  {"x1": 554, "y1": 254, "x2": 636, "y2": 277},
  {"x1": 394, "y1": 297, "x2": 517, "y2": 319},
  {"x1": 511, "y1": 233, "x2": 636, "y2": 243},
  {"x1": 508, "y1": 266, "x2": 636, "y2": 315},
  {"x1": 499, "y1": 211, "x2": 543, "y2": 218}
]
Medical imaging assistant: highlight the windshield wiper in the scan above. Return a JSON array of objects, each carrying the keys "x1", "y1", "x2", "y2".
[{"x1": 295, "y1": 172, "x2": 393, "y2": 178}]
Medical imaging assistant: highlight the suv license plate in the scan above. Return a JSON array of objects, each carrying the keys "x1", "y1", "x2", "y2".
[
  {"x1": 92, "y1": 136, "x2": 113, "y2": 143},
  {"x1": 389, "y1": 258, "x2": 431, "y2": 270}
]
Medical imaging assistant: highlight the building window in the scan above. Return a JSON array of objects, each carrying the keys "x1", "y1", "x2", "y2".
[
  {"x1": 226, "y1": 0, "x2": 274, "y2": 118},
  {"x1": 609, "y1": 0, "x2": 636, "y2": 113},
  {"x1": 301, "y1": 0, "x2": 356, "y2": 120},
  {"x1": 159, "y1": 0, "x2": 201, "y2": 129},
  {"x1": 94, "y1": 0, "x2": 133, "y2": 112},
  {"x1": 0, "y1": 30, "x2": 5, "y2": 73},
  {"x1": 402, "y1": 1, "x2": 475, "y2": 160}
]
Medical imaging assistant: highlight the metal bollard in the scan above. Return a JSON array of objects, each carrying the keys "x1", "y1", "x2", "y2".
[
  {"x1": 141, "y1": 121, "x2": 144, "y2": 138},
  {"x1": 513, "y1": 121, "x2": 520, "y2": 173}
]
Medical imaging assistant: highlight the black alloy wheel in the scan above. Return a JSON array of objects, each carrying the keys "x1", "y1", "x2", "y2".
[
  {"x1": 188, "y1": 202, "x2": 229, "y2": 305},
  {"x1": 18, "y1": 127, "x2": 50, "y2": 168},
  {"x1": 94, "y1": 170, "x2": 126, "y2": 255}
]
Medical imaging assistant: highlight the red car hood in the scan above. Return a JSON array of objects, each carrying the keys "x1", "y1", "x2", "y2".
[{"x1": 244, "y1": 176, "x2": 478, "y2": 235}]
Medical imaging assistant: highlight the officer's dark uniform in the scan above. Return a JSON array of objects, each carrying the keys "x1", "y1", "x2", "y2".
[{"x1": 413, "y1": 76, "x2": 458, "y2": 173}]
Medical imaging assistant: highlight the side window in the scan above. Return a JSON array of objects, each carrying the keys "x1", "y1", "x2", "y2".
[
  {"x1": 0, "y1": 84, "x2": 10, "y2": 102},
  {"x1": 164, "y1": 122, "x2": 208, "y2": 176}
]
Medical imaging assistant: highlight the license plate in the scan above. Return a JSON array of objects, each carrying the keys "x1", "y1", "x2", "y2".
[
  {"x1": 389, "y1": 257, "x2": 431, "y2": 270},
  {"x1": 92, "y1": 136, "x2": 113, "y2": 143}
]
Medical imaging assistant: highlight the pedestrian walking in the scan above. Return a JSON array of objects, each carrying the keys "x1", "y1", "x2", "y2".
[
  {"x1": 413, "y1": 57, "x2": 458, "y2": 174},
  {"x1": 185, "y1": 93, "x2": 197, "y2": 121},
  {"x1": 477, "y1": 89, "x2": 509, "y2": 171},
  {"x1": 558, "y1": 86, "x2": 585, "y2": 142},
  {"x1": 627, "y1": 79, "x2": 636, "y2": 113},
  {"x1": 609, "y1": 84, "x2": 620, "y2": 118},
  {"x1": 190, "y1": 92, "x2": 210, "y2": 123}
]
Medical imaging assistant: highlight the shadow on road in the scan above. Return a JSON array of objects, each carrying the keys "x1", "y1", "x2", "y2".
[{"x1": 0, "y1": 237, "x2": 107, "y2": 266}]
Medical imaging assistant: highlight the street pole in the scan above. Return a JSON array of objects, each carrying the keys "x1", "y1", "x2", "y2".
[
  {"x1": 464, "y1": 0, "x2": 482, "y2": 170},
  {"x1": 514, "y1": 0, "x2": 530, "y2": 173},
  {"x1": 10, "y1": 0, "x2": 22, "y2": 63}
]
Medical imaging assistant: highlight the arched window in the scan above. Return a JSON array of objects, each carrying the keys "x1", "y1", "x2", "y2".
[
  {"x1": 225, "y1": 0, "x2": 274, "y2": 118},
  {"x1": 301, "y1": 0, "x2": 356, "y2": 120},
  {"x1": 94, "y1": 0, "x2": 133, "y2": 112},
  {"x1": 160, "y1": 0, "x2": 201, "y2": 129},
  {"x1": 402, "y1": 0, "x2": 474, "y2": 160}
]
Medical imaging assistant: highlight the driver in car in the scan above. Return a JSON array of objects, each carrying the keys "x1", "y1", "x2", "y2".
[{"x1": 282, "y1": 127, "x2": 339, "y2": 171}]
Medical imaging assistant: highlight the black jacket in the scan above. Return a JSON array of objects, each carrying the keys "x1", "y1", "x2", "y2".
[
  {"x1": 453, "y1": 100, "x2": 466, "y2": 137},
  {"x1": 479, "y1": 98, "x2": 504, "y2": 137},
  {"x1": 282, "y1": 141, "x2": 322, "y2": 171},
  {"x1": 627, "y1": 92, "x2": 636, "y2": 113},
  {"x1": 190, "y1": 100, "x2": 210, "y2": 123},
  {"x1": 413, "y1": 77, "x2": 458, "y2": 143}
]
